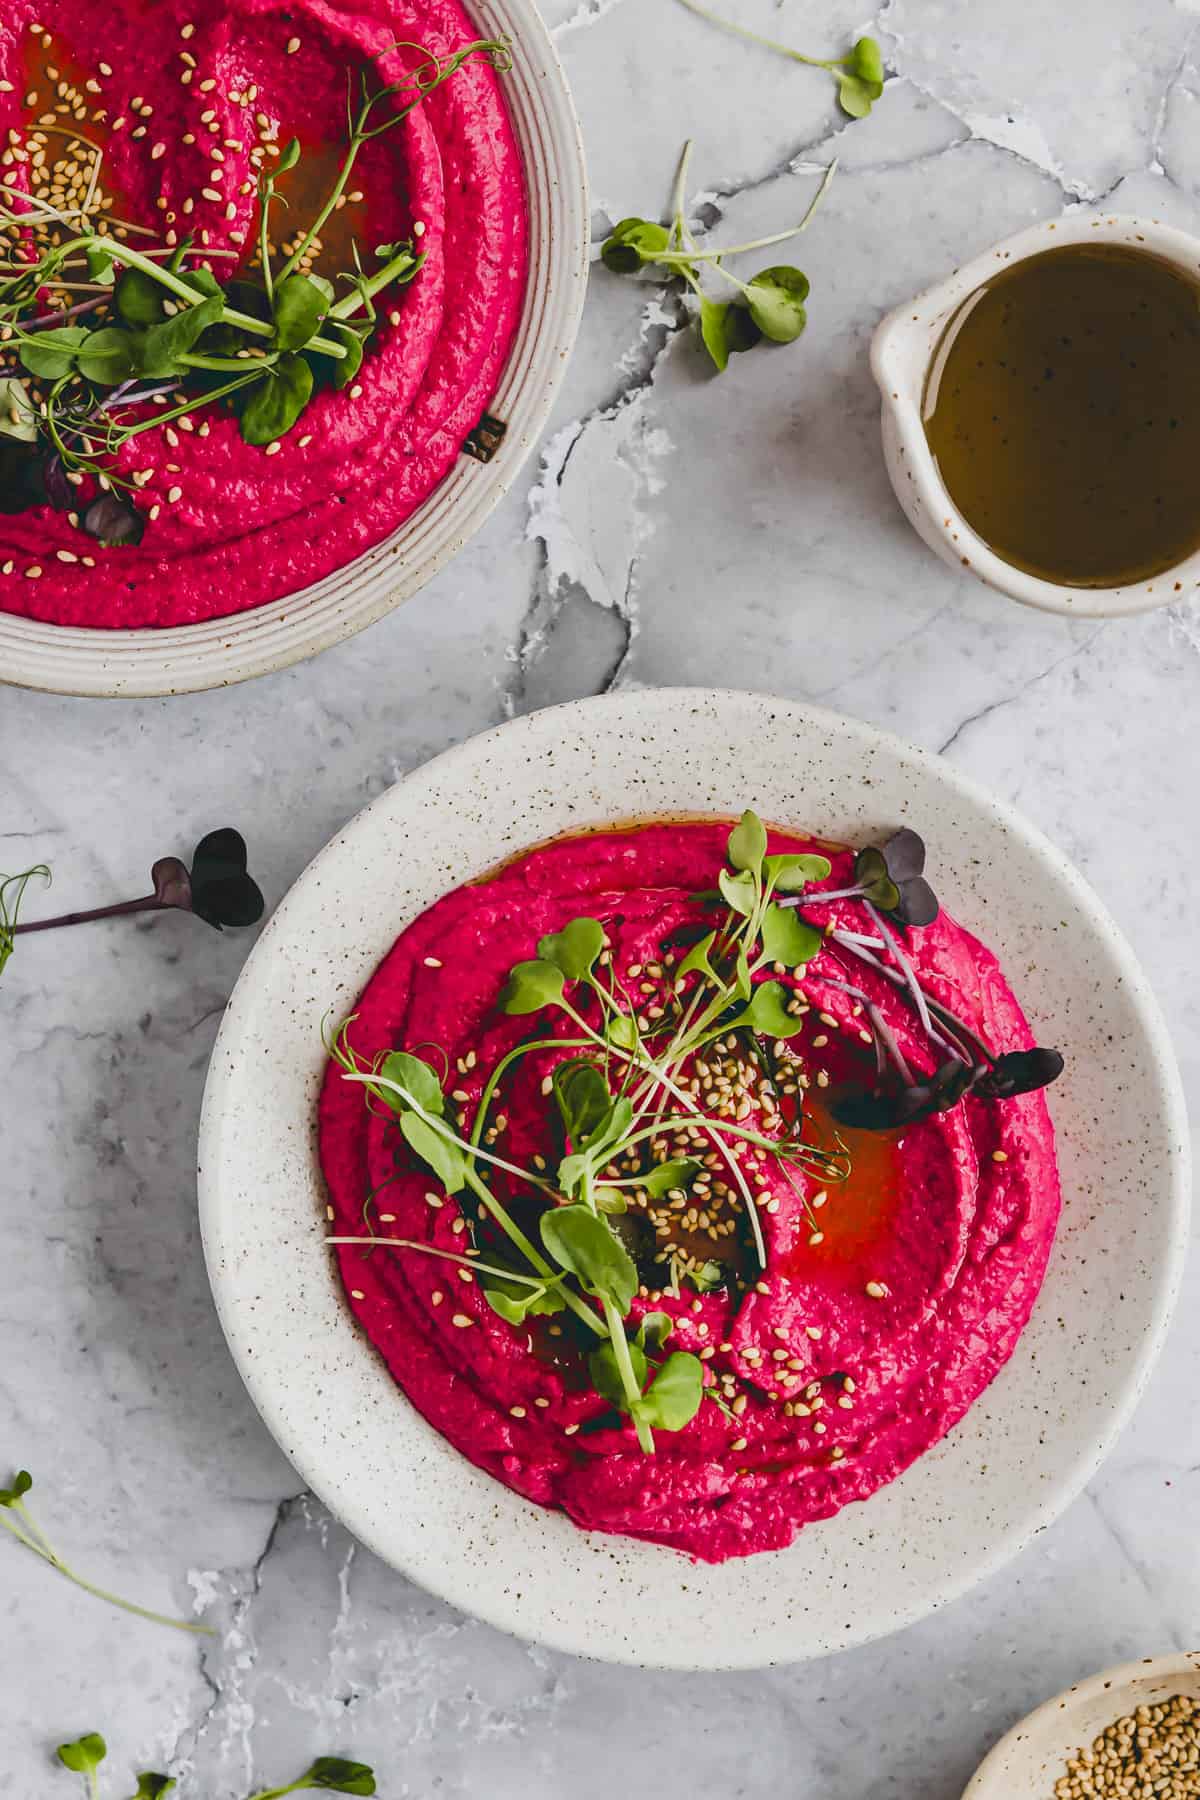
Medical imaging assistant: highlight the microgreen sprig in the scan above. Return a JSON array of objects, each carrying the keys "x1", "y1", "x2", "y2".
[
  {"x1": 2, "y1": 1470, "x2": 211, "y2": 1635},
  {"x1": 1, "y1": 39, "x2": 507, "y2": 535},
  {"x1": 601, "y1": 142, "x2": 835, "y2": 373},
  {"x1": 675, "y1": 0, "x2": 885, "y2": 118},
  {"x1": 52, "y1": 1735, "x2": 375, "y2": 1799},
  {"x1": 0, "y1": 829, "x2": 264, "y2": 985}
]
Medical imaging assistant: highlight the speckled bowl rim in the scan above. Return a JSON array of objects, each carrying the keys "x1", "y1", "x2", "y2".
[
  {"x1": 0, "y1": 0, "x2": 588, "y2": 699},
  {"x1": 198, "y1": 689, "x2": 1190, "y2": 1669},
  {"x1": 963, "y1": 1651, "x2": 1200, "y2": 1797}
]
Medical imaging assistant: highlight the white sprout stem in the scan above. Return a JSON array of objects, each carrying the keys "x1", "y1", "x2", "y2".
[
  {"x1": 780, "y1": 883, "x2": 865, "y2": 908},
  {"x1": 326, "y1": 1235, "x2": 557, "y2": 1289},
  {"x1": 655, "y1": 156, "x2": 836, "y2": 267},
  {"x1": 860, "y1": 899, "x2": 944, "y2": 1050},
  {"x1": 0, "y1": 1505, "x2": 211, "y2": 1634},
  {"x1": 828, "y1": 928, "x2": 967, "y2": 1064}
]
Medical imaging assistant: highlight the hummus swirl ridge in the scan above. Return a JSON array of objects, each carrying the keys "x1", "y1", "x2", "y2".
[{"x1": 318, "y1": 821, "x2": 1062, "y2": 1562}]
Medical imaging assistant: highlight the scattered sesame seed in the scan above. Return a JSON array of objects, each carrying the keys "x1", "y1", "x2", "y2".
[
  {"x1": 423, "y1": 955, "x2": 443, "y2": 967},
  {"x1": 992, "y1": 1148, "x2": 1009, "y2": 1163},
  {"x1": 286, "y1": 35, "x2": 301, "y2": 52},
  {"x1": 451, "y1": 1312, "x2": 473, "y2": 1328}
]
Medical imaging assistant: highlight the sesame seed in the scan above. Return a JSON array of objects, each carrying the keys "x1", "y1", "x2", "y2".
[
  {"x1": 431, "y1": 1290, "x2": 444, "y2": 1306},
  {"x1": 286, "y1": 34, "x2": 301, "y2": 52},
  {"x1": 451, "y1": 1312, "x2": 473, "y2": 1328},
  {"x1": 166, "y1": 485, "x2": 183, "y2": 503},
  {"x1": 264, "y1": 441, "x2": 281, "y2": 457},
  {"x1": 55, "y1": 549, "x2": 78, "y2": 563},
  {"x1": 423, "y1": 955, "x2": 443, "y2": 967},
  {"x1": 350, "y1": 1289, "x2": 364, "y2": 1300},
  {"x1": 24, "y1": 565, "x2": 42, "y2": 579},
  {"x1": 992, "y1": 1148, "x2": 1009, "y2": 1163},
  {"x1": 865, "y1": 1280, "x2": 888, "y2": 1299},
  {"x1": 510, "y1": 1405, "x2": 526, "y2": 1418}
]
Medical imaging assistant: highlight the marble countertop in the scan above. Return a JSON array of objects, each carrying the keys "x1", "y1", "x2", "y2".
[{"x1": 2, "y1": 0, "x2": 1198, "y2": 1794}]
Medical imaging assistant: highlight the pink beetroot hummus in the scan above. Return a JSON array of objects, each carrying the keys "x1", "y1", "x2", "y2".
[{"x1": 318, "y1": 821, "x2": 1062, "y2": 1562}]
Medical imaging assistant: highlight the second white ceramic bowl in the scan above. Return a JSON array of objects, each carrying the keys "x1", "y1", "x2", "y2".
[
  {"x1": 0, "y1": 0, "x2": 588, "y2": 698},
  {"x1": 964, "y1": 1652, "x2": 1200, "y2": 1799},
  {"x1": 872, "y1": 213, "x2": 1200, "y2": 619}
]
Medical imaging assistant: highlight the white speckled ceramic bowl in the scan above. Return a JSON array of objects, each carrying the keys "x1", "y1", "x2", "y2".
[
  {"x1": 0, "y1": 0, "x2": 587, "y2": 699},
  {"x1": 872, "y1": 213, "x2": 1200, "y2": 619},
  {"x1": 963, "y1": 1652, "x2": 1200, "y2": 1798},
  {"x1": 198, "y1": 689, "x2": 1190, "y2": 1669}
]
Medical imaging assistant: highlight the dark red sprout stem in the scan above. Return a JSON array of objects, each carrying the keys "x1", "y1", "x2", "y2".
[{"x1": 11, "y1": 893, "x2": 163, "y2": 935}]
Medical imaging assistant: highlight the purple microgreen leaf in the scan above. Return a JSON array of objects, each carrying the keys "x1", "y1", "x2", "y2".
[
  {"x1": 151, "y1": 856, "x2": 193, "y2": 912},
  {"x1": 892, "y1": 875, "x2": 940, "y2": 928},
  {"x1": 187, "y1": 828, "x2": 265, "y2": 931},
  {"x1": 82, "y1": 491, "x2": 145, "y2": 548},
  {"x1": 880, "y1": 828, "x2": 926, "y2": 883},
  {"x1": 853, "y1": 846, "x2": 901, "y2": 914},
  {"x1": 42, "y1": 455, "x2": 75, "y2": 511},
  {"x1": 973, "y1": 1048, "x2": 1064, "y2": 1099}
]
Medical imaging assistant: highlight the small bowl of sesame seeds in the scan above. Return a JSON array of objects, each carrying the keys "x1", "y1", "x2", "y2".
[{"x1": 964, "y1": 1653, "x2": 1200, "y2": 1800}]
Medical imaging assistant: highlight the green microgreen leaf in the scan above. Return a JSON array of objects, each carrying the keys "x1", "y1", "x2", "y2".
[
  {"x1": 537, "y1": 916, "x2": 605, "y2": 981},
  {"x1": 594, "y1": 1187, "x2": 628, "y2": 1214},
  {"x1": 139, "y1": 290, "x2": 226, "y2": 377},
  {"x1": 379, "y1": 1051, "x2": 445, "y2": 1116},
  {"x1": 86, "y1": 243, "x2": 116, "y2": 286},
  {"x1": 552, "y1": 1059, "x2": 611, "y2": 1144},
  {"x1": 272, "y1": 272, "x2": 331, "y2": 351},
  {"x1": 76, "y1": 326, "x2": 139, "y2": 386},
  {"x1": 697, "y1": 293, "x2": 737, "y2": 371},
  {"x1": 0, "y1": 376, "x2": 38, "y2": 443},
  {"x1": 745, "y1": 265, "x2": 809, "y2": 343},
  {"x1": 57, "y1": 1735, "x2": 107, "y2": 1775},
  {"x1": 300, "y1": 1755, "x2": 377, "y2": 1792},
  {"x1": 0, "y1": 1468, "x2": 33, "y2": 1505},
  {"x1": 239, "y1": 352, "x2": 313, "y2": 445},
  {"x1": 483, "y1": 1277, "x2": 566, "y2": 1325},
  {"x1": 115, "y1": 267, "x2": 167, "y2": 327},
  {"x1": 727, "y1": 808, "x2": 768, "y2": 875},
  {"x1": 677, "y1": 931, "x2": 718, "y2": 982},
  {"x1": 600, "y1": 216, "x2": 672, "y2": 273},
  {"x1": 605, "y1": 1013, "x2": 638, "y2": 1051},
  {"x1": 731, "y1": 979, "x2": 805, "y2": 1040},
  {"x1": 588, "y1": 1336, "x2": 647, "y2": 1407},
  {"x1": 853, "y1": 846, "x2": 901, "y2": 913},
  {"x1": 325, "y1": 321, "x2": 365, "y2": 389},
  {"x1": 540, "y1": 1205, "x2": 638, "y2": 1313},
  {"x1": 129, "y1": 1778, "x2": 176, "y2": 1799},
  {"x1": 398, "y1": 1112, "x2": 466, "y2": 1195},
  {"x1": 690, "y1": 1259, "x2": 725, "y2": 1292},
  {"x1": 635, "y1": 1350, "x2": 704, "y2": 1430},
  {"x1": 836, "y1": 70, "x2": 882, "y2": 116},
  {"x1": 718, "y1": 867, "x2": 757, "y2": 918},
  {"x1": 639, "y1": 1158, "x2": 699, "y2": 1198},
  {"x1": 636, "y1": 1310, "x2": 673, "y2": 1352},
  {"x1": 499, "y1": 958, "x2": 566, "y2": 1015},
  {"x1": 763, "y1": 851, "x2": 832, "y2": 892},
  {"x1": 760, "y1": 901, "x2": 823, "y2": 968},
  {"x1": 277, "y1": 135, "x2": 302, "y2": 174},
  {"x1": 18, "y1": 325, "x2": 87, "y2": 381},
  {"x1": 851, "y1": 35, "x2": 884, "y2": 82}
]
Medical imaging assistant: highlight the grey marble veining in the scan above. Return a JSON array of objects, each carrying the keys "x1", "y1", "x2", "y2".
[{"x1": 2, "y1": 1, "x2": 1199, "y2": 1794}]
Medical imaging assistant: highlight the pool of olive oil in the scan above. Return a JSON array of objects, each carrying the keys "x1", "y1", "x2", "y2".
[{"x1": 922, "y1": 243, "x2": 1200, "y2": 587}]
